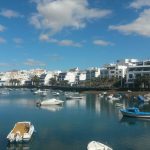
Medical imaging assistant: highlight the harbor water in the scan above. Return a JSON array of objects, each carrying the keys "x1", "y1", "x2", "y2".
[{"x1": 0, "y1": 88, "x2": 150, "y2": 150}]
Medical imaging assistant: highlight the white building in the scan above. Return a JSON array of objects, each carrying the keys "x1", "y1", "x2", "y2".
[
  {"x1": 100, "y1": 68, "x2": 109, "y2": 78},
  {"x1": 40, "y1": 71, "x2": 61, "y2": 85},
  {"x1": 116, "y1": 59, "x2": 138, "y2": 67},
  {"x1": 58, "y1": 68, "x2": 79, "y2": 85},
  {"x1": 86, "y1": 67, "x2": 100, "y2": 80},
  {"x1": 126, "y1": 60, "x2": 150, "y2": 85},
  {"x1": 104, "y1": 63, "x2": 127, "y2": 79}
]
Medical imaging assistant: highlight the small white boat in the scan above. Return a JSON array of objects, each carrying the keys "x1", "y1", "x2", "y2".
[
  {"x1": 37, "y1": 98, "x2": 64, "y2": 106},
  {"x1": 87, "y1": 141, "x2": 112, "y2": 150},
  {"x1": 115, "y1": 103, "x2": 124, "y2": 107},
  {"x1": 107, "y1": 94, "x2": 120, "y2": 101},
  {"x1": 34, "y1": 89, "x2": 43, "y2": 94},
  {"x1": 52, "y1": 92, "x2": 60, "y2": 96},
  {"x1": 66, "y1": 96, "x2": 84, "y2": 100},
  {"x1": 7, "y1": 121, "x2": 34, "y2": 143},
  {"x1": 144, "y1": 94, "x2": 150, "y2": 102}
]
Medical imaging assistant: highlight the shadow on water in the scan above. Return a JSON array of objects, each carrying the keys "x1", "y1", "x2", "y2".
[{"x1": 120, "y1": 116, "x2": 150, "y2": 126}]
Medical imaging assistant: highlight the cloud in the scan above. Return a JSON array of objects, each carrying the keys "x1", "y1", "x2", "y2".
[
  {"x1": 109, "y1": 9, "x2": 150, "y2": 37},
  {"x1": 93, "y1": 39, "x2": 114, "y2": 46},
  {"x1": 0, "y1": 37, "x2": 6, "y2": 44},
  {"x1": 24, "y1": 59, "x2": 46, "y2": 67},
  {"x1": 58, "y1": 40, "x2": 81, "y2": 47},
  {"x1": 0, "y1": 9, "x2": 23, "y2": 18},
  {"x1": 13, "y1": 38, "x2": 23, "y2": 44},
  {"x1": 0, "y1": 24, "x2": 6, "y2": 32},
  {"x1": 30, "y1": 0, "x2": 111, "y2": 35},
  {"x1": 39, "y1": 34, "x2": 82, "y2": 47},
  {"x1": 49, "y1": 54, "x2": 63, "y2": 62},
  {"x1": 130, "y1": 0, "x2": 150, "y2": 9}
]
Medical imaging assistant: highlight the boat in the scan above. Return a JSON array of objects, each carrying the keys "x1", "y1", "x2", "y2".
[
  {"x1": 115, "y1": 103, "x2": 124, "y2": 107},
  {"x1": 137, "y1": 95, "x2": 150, "y2": 103},
  {"x1": 107, "y1": 94, "x2": 120, "y2": 101},
  {"x1": 87, "y1": 141, "x2": 112, "y2": 150},
  {"x1": 34, "y1": 89, "x2": 43, "y2": 94},
  {"x1": 66, "y1": 96, "x2": 84, "y2": 100},
  {"x1": 37, "y1": 98, "x2": 64, "y2": 106},
  {"x1": 144, "y1": 93, "x2": 150, "y2": 102},
  {"x1": 52, "y1": 92, "x2": 60, "y2": 96},
  {"x1": 7, "y1": 121, "x2": 34, "y2": 143},
  {"x1": 120, "y1": 107, "x2": 150, "y2": 118}
]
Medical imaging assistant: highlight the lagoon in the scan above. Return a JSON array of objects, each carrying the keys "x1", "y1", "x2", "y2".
[{"x1": 0, "y1": 89, "x2": 150, "y2": 150}]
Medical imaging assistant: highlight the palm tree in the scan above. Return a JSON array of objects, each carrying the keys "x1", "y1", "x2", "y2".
[
  {"x1": 9, "y1": 79, "x2": 20, "y2": 86},
  {"x1": 49, "y1": 78, "x2": 57, "y2": 86},
  {"x1": 31, "y1": 75, "x2": 40, "y2": 86}
]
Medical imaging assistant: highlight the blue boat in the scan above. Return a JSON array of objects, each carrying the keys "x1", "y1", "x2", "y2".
[
  {"x1": 137, "y1": 95, "x2": 145, "y2": 103},
  {"x1": 120, "y1": 107, "x2": 150, "y2": 118}
]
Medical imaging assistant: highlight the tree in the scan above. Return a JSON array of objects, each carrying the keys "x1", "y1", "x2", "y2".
[
  {"x1": 31, "y1": 75, "x2": 40, "y2": 86},
  {"x1": 49, "y1": 78, "x2": 57, "y2": 86},
  {"x1": 58, "y1": 80, "x2": 69, "y2": 86},
  {"x1": 9, "y1": 79, "x2": 20, "y2": 86}
]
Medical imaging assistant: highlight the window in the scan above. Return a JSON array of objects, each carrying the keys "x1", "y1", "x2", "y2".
[
  {"x1": 129, "y1": 74, "x2": 133, "y2": 79},
  {"x1": 110, "y1": 71, "x2": 115, "y2": 73}
]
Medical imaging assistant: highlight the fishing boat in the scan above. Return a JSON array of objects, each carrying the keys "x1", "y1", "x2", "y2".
[
  {"x1": 37, "y1": 98, "x2": 64, "y2": 106},
  {"x1": 87, "y1": 141, "x2": 112, "y2": 150},
  {"x1": 120, "y1": 107, "x2": 150, "y2": 118},
  {"x1": 7, "y1": 121, "x2": 34, "y2": 143}
]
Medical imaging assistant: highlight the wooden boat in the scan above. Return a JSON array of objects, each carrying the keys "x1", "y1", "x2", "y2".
[
  {"x1": 7, "y1": 121, "x2": 34, "y2": 143},
  {"x1": 87, "y1": 141, "x2": 112, "y2": 150},
  {"x1": 37, "y1": 98, "x2": 64, "y2": 106},
  {"x1": 120, "y1": 107, "x2": 150, "y2": 118}
]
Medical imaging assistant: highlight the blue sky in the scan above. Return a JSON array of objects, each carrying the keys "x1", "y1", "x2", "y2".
[{"x1": 0, "y1": 0, "x2": 150, "y2": 71}]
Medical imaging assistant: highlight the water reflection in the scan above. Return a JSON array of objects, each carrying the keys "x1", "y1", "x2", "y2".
[
  {"x1": 37, "y1": 105, "x2": 63, "y2": 112},
  {"x1": 120, "y1": 117, "x2": 150, "y2": 126},
  {"x1": 0, "y1": 98, "x2": 35, "y2": 106},
  {"x1": 7, "y1": 143, "x2": 30, "y2": 150},
  {"x1": 65, "y1": 98, "x2": 86, "y2": 109}
]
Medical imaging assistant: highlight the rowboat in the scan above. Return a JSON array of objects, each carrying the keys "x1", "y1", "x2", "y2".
[
  {"x1": 87, "y1": 141, "x2": 112, "y2": 150},
  {"x1": 120, "y1": 107, "x2": 150, "y2": 118},
  {"x1": 7, "y1": 121, "x2": 34, "y2": 143}
]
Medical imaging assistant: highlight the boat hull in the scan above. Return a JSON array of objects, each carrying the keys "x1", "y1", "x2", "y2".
[
  {"x1": 87, "y1": 141, "x2": 112, "y2": 150},
  {"x1": 38, "y1": 99, "x2": 64, "y2": 106},
  {"x1": 120, "y1": 110, "x2": 150, "y2": 118}
]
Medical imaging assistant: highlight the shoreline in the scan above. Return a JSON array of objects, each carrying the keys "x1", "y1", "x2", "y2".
[{"x1": 0, "y1": 85, "x2": 149, "y2": 93}]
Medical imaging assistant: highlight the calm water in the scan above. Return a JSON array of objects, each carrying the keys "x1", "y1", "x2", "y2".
[{"x1": 0, "y1": 89, "x2": 150, "y2": 150}]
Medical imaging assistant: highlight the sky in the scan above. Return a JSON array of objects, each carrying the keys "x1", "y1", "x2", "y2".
[{"x1": 0, "y1": 0, "x2": 150, "y2": 71}]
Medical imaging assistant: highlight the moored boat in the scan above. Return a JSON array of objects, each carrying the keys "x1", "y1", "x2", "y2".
[
  {"x1": 107, "y1": 94, "x2": 120, "y2": 101},
  {"x1": 7, "y1": 121, "x2": 34, "y2": 143},
  {"x1": 87, "y1": 141, "x2": 112, "y2": 150},
  {"x1": 115, "y1": 103, "x2": 124, "y2": 107},
  {"x1": 120, "y1": 107, "x2": 150, "y2": 118},
  {"x1": 37, "y1": 98, "x2": 64, "y2": 106},
  {"x1": 66, "y1": 96, "x2": 84, "y2": 100}
]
